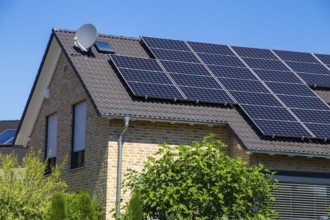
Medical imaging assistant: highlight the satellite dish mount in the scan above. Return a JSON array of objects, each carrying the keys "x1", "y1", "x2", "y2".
[{"x1": 74, "y1": 24, "x2": 98, "y2": 52}]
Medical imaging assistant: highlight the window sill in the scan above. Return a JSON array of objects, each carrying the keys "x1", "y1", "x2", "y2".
[{"x1": 69, "y1": 166, "x2": 85, "y2": 172}]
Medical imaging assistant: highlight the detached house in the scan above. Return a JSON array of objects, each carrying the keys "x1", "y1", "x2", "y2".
[{"x1": 15, "y1": 25, "x2": 330, "y2": 219}]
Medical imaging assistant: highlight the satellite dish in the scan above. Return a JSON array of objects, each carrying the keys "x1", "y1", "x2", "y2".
[{"x1": 74, "y1": 24, "x2": 98, "y2": 52}]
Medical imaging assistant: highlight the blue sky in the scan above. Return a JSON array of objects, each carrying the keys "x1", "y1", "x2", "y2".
[{"x1": 1, "y1": 0, "x2": 330, "y2": 120}]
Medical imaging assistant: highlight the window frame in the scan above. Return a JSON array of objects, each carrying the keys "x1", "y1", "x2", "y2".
[
  {"x1": 45, "y1": 113, "x2": 58, "y2": 175},
  {"x1": 71, "y1": 102, "x2": 87, "y2": 169}
]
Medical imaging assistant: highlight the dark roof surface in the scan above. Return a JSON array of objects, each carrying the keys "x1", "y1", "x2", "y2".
[
  {"x1": 53, "y1": 29, "x2": 330, "y2": 157},
  {"x1": 0, "y1": 120, "x2": 19, "y2": 133}
]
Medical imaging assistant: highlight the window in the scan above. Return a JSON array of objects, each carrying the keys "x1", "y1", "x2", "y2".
[
  {"x1": 71, "y1": 102, "x2": 87, "y2": 169},
  {"x1": 273, "y1": 171, "x2": 330, "y2": 219},
  {"x1": 45, "y1": 114, "x2": 57, "y2": 174}
]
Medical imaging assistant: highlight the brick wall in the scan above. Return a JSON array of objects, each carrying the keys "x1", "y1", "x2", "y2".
[
  {"x1": 105, "y1": 120, "x2": 231, "y2": 219},
  {"x1": 28, "y1": 53, "x2": 110, "y2": 215}
]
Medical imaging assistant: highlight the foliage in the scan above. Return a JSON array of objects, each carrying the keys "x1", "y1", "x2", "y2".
[
  {"x1": 124, "y1": 134, "x2": 278, "y2": 219},
  {"x1": 50, "y1": 190, "x2": 103, "y2": 220},
  {"x1": 51, "y1": 192, "x2": 67, "y2": 220},
  {"x1": 0, "y1": 151, "x2": 67, "y2": 220},
  {"x1": 121, "y1": 190, "x2": 143, "y2": 220}
]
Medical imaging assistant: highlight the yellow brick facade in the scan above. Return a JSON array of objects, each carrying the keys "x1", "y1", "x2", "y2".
[{"x1": 28, "y1": 53, "x2": 330, "y2": 219}]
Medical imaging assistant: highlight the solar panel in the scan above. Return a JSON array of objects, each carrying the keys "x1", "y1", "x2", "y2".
[
  {"x1": 298, "y1": 73, "x2": 330, "y2": 88},
  {"x1": 199, "y1": 53, "x2": 245, "y2": 67},
  {"x1": 253, "y1": 120, "x2": 312, "y2": 138},
  {"x1": 292, "y1": 109, "x2": 330, "y2": 124},
  {"x1": 285, "y1": 62, "x2": 330, "y2": 75},
  {"x1": 221, "y1": 78, "x2": 269, "y2": 93},
  {"x1": 113, "y1": 36, "x2": 330, "y2": 140},
  {"x1": 150, "y1": 48, "x2": 200, "y2": 63},
  {"x1": 230, "y1": 91, "x2": 283, "y2": 107},
  {"x1": 278, "y1": 95, "x2": 329, "y2": 110},
  {"x1": 111, "y1": 55, "x2": 163, "y2": 71},
  {"x1": 232, "y1": 46, "x2": 277, "y2": 60},
  {"x1": 315, "y1": 53, "x2": 330, "y2": 65},
  {"x1": 266, "y1": 82, "x2": 316, "y2": 97},
  {"x1": 160, "y1": 60, "x2": 210, "y2": 76},
  {"x1": 254, "y1": 69, "x2": 302, "y2": 84},
  {"x1": 243, "y1": 58, "x2": 289, "y2": 71},
  {"x1": 128, "y1": 82, "x2": 184, "y2": 99},
  {"x1": 142, "y1": 36, "x2": 190, "y2": 51},
  {"x1": 180, "y1": 87, "x2": 234, "y2": 104},
  {"x1": 95, "y1": 41, "x2": 114, "y2": 53},
  {"x1": 304, "y1": 123, "x2": 330, "y2": 139},
  {"x1": 0, "y1": 129, "x2": 16, "y2": 145},
  {"x1": 170, "y1": 73, "x2": 221, "y2": 89},
  {"x1": 188, "y1": 41, "x2": 234, "y2": 56},
  {"x1": 274, "y1": 50, "x2": 319, "y2": 63},
  {"x1": 118, "y1": 69, "x2": 173, "y2": 85},
  {"x1": 241, "y1": 105, "x2": 296, "y2": 121},
  {"x1": 209, "y1": 65, "x2": 257, "y2": 80}
]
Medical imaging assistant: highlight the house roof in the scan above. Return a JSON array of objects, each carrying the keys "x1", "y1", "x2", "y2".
[{"x1": 16, "y1": 28, "x2": 330, "y2": 157}]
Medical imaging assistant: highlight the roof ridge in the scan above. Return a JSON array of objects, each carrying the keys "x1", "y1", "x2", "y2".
[{"x1": 53, "y1": 28, "x2": 140, "y2": 42}]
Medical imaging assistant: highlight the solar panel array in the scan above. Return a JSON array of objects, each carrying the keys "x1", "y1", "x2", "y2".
[
  {"x1": 110, "y1": 36, "x2": 330, "y2": 140},
  {"x1": 0, "y1": 129, "x2": 16, "y2": 145}
]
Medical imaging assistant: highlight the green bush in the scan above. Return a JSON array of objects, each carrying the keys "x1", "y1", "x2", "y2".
[
  {"x1": 122, "y1": 190, "x2": 143, "y2": 220},
  {"x1": 51, "y1": 193, "x2": 66, "y2": 220},
  {"x1": 50, "y1": 190, "x2": 103, "y2": 220},
  {"x1": 0, "y1": 151, "x2": 67, "y2": 220},
  {"x1": 124, "y1": 134, "x2": 278, "y2": 219}
]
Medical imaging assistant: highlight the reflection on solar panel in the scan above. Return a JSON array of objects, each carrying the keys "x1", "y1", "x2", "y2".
[
  {"x1": 292, "y1": 109, "x2": 330, "y2": 124},
  {"x1": 298, "y1": 73, "x2": 330, "y2": 88},
  {"x1": 232, "y1": 46, "x2": 277, "y2": 60},
  {"x1": 274, "y1": 50, "x2": 319, "y2": 63},
  {"x1": 170, "y1": 74, "x2": 220, "y2": 89},
  {"x1": 315, "y1": 54, "x2": 330, "y2": 65},
  {"x1": 180, "y1": 87, "x2": 233, "y2": 104},
  {"x1": 305, "y1": 123, "x2": 330, "y2": 139},
  {"x1": 286, "y1": 62, "x2": 330, "y2": 74},
  {"x1": 188, "y1": 41, "x2": 234, "y2": 56},
  {"x1": 142, "y1": 36, "x2": 190, "y2": 51},
  {"x1": 230, "y1": 91, "x2": 282, "y2": 107},
  {"x1": 266, "y1": 82, "x2": 316, "y2": 97},
  {"x1": 0, "y1": 129, "x2": 16, "y2": 145},
  {"x1": 112, "y1": 36, "x2": 330, "y2": 140},
  {"x1": 253, "y1": 120, "x2": 312, "y2": 138},
  {"x1": 151, "y1": 48, "x2": 200, "y2": 63},
  {"x1": 199, "y1": 53, "x2": 245, "y2": 67},
  {"x1": 111, "y1": 55, "x2": 163, "y2": 71},
  {"x1": 241, "y1": 105, "x2": 296, "y2": 121},
  {"x1": 160, "y1": 60, "x2": 210, "y2": 76},
  {"x1": 209, "y1": 65, "x2": 257, "y2": 80},
  {"x1": 278, "y1": 95, "x2": 329, "y2": 110},
  {"x1": 221, "y1": 78, "x2": 269, "y2": 93},
  {"x1": 255, "y1": 70, "x2": 302, "y2": 84},
  {"x1": 243, "y1": 57, "x2": 289, "y2": 71},
  {"x1": 119, "y1": 69, "x2": 173, "y2": 85}
]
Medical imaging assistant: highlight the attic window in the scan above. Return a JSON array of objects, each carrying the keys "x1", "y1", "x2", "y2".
[{"x1": 95, "y1": 41, "x2": 114, "y2": 53}]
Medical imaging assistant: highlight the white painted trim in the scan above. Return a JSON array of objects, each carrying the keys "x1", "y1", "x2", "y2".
[{"x1": 15, "y1": 37, "x2": 61, "y2": 147}]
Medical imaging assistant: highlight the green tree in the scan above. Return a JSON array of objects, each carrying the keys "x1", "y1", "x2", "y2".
[
  {"x1": 121, "y1": 190, "x2": 143, "y2": 220},
  {"x1": 50, "y1": 190, "x2": 103, "y2": 220},
  {"x1": 0, "y1": 151, "x2": 67, "y2": 220},
  {"x1": 124, "y1": 134, "x2": 278, "y2": 219}
]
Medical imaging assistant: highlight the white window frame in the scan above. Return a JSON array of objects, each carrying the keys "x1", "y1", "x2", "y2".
[{"x1": 46, "y1": 113, "x2": 57, "y2": 158}]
